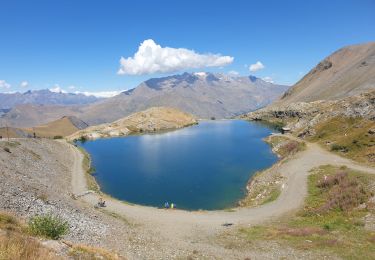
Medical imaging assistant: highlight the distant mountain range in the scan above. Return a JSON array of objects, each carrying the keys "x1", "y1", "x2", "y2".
[
  {"x1": 0, "y1": 89, "x2": 100, "y2": 109},
  {"x1": 0, "y1": 73, "x2": 288, "y2": 127},
  {"x1": 79, "y1": 72, "x2": 289, "y2": 125}
]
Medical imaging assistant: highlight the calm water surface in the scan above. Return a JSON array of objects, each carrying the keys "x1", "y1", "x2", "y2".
[{"x1": 78, "y1": 120, "x2": 278, "y2": 210}]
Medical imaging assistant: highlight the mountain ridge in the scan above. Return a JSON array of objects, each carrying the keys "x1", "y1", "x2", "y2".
[
  {"x1": 79, "y1": 72, "x2": 289, "y2": 125},
  {"x1": 0, "y1": 89, "x2": 100, "y2": 109}
]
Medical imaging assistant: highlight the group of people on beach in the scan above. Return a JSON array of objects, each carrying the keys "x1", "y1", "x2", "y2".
[{"x1": 164, "y1": 202, "x2": 175, "y2": 209}]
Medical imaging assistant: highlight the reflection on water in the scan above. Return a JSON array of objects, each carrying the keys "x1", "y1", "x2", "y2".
[{"x1": 78, "y1": 120, "x2": 278, "y2": 210}]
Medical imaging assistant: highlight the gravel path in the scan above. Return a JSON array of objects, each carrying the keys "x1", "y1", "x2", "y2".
[{"x1": 66, "y1": 134, "x2": 375, "y2": 245}]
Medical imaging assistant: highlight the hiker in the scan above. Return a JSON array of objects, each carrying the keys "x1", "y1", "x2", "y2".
[
  {"x1": 164, "y1": 202, "x2": 170, "y2": 209},
  {"x1": 170, "y1": 203, "x2": 174, "y2": 209},
  {"x1": 97, "y1": 197, "x2": 106, "y2": 207}
]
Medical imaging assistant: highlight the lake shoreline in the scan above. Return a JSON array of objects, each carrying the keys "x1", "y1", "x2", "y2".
[{"x1": 76, "y1": 119, "x2": 280, "y2": 211}]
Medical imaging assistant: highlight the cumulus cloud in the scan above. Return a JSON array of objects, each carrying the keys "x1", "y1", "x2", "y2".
[
  {"x1": 262, "y1": 76, "x2": 274, "y2": 83},
  {"x1": 20, "y1": 81, "x2": 29, "y2": 88},
  {"x1": 49, "y1": 84, "x2": 67, "y2": 93},
  {"x1": 228, "y1": 70, "x2": 240, "y2": 76},
  {"x1": 118, "y1": 39, "x2": 234, "y2": 75},
  {"x1": 48, "y1": 83, "x2": 121, "y2": 98},
  {"x1": 249, "y1": 61, "x2": 265, "y2": 72},
  {"x1": 0, "y1": 80, "x2": 11, "y2": 89},
  {"x1": 75, "y1": 90, "x2": 124, "y2": 98}
]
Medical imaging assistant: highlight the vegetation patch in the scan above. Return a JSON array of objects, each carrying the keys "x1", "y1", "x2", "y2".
[
  {"x1": 0, "y1": 231, "x2": 57, "y2": 260},
  {"x1": 28, "y1": 214, "x2": 69, "y2": 240},
  {"x1": 0, "y1": 212, "x2": 57, "y2": 259},
  {"x1": 77, "y1": 145, "x2": 101, "y2": 192},
  {"x1": 266, "y1": 135, "x2": 306, "y2": 158},
  {"x1": 0, "y1": 212, "x2": 120, "y2": 259},
  {"x1": 68, "y1": 243, "x2": 120, "y2": 260},
  {"x1": 309, "y1": 116, "x2": 375, "y2": 166},
  {"x1": 262, "y1": 187, "x2": 281, "y2": 205},
  {"x1": 239, "y1": 165, "x2": 375, "y2": 259}
]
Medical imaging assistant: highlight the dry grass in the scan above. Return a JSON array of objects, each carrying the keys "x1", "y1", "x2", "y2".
[
  {"x1": 23, "y1": 116, "x2": 80, "y2": 138},
  {"x1": 240, "y1": 165, "x2": 375, "y2": 259},
  {"x1": 309, "y1": 116, "x2": 375, "y2": 166},
  {"x1": 69, "y1": 244, "x2": 121, "y2": 260},
  {"x1": 0, "y1": 212, "x2": 58, "y2": 260},
  {"x1": 0, "y1": 231, "x2": 58, "y2": 260},
  {"x1": 266, "y1": 135, "x2": 305, "y2": 158},
  {"x1": 315, "y1": 171, "x2": 372, "y2": 213},
  {"x1": 0, "y1": 211, "x2": 122, "y2": 259}
]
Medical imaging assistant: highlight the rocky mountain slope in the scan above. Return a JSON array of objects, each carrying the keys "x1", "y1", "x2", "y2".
[
  {"x1": 241, "y1": 42, "x2": 375, "y2": 165},
  {"x1": 276, "y1": 42, "x2": 375, "y2": 105},
  {"x1": 0, "y1": 89, "x2": 100, "y2": 109},
  {"x1": 241, "y1": 42, "x2": 375, "y2": 128},
  {"x1": 68, "y1": 107, "x2": 197, "y2": 140},
  {"x1": 79, "y1": 72, "x2": 289, "y2": 125},
  {"x1": 0, "y1": 73, "x2": 288, "y2": 127}
]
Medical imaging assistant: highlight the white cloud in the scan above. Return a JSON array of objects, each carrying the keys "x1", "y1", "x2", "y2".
[
  {"x1": 20, "y1": 81, "x2": 29, "y2": 88},
  {"x1": 249, "y1": 61, "x2": 265, "y2": 72},
  {"x1": 118, "y1": 39, "x2": 234, "y2": 75},
  {"x1": 49, "y1": 84, "x2": 67, "y2": 93},
  {"x1": 0, "y1": 80, "x2": 11, "y2": 89},
  {"x1": 228, "y1": 70, "x2": 240, "y2": 76},
  {"x1": 262, "y1": 76, "x2": 274, "y2": 83},
  {"x1": 75, "y1": 90, "x2": 124, "y2": 98},
  {"x1": 48, "y1": 83, "x2": 121, "y2": 98}
]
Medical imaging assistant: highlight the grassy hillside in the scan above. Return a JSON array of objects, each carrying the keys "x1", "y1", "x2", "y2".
[
  {"x1": 308, "y1": 117, "x2": 375, "y2": 166},
  {"x1": 238, "y1": 165, "x2": 375, "y2": 259}
]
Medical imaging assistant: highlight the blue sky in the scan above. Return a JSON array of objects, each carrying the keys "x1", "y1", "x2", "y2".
[{"x1": 0, "y1": 0, "x2": 374, "y2": 96}]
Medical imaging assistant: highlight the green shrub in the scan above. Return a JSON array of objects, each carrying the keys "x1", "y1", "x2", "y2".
[
  {"x1": 53, "y1": 135, "x2": 63, "y2": 139},
  {"x1": 331, "y1": 144, "x2": 348, "y2": 152},
  {"x1": 78, "y1": 136, "x2": 88, "y2": 144},
  {"x1": 3, "y1": 147, "x2": 11, "y2": 153},
  {"x1": 28, "y1": 214, "x2": 69, "y2": 240}
]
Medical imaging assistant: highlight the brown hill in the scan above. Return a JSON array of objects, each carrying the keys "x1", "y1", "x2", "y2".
[
  {"x1": 0, "y1": 104, "x2": 83, "y2": 128},
  {"x1": 0, "y1": 116, "x2": 88, "y2": 138},
  {"x1": 276, "y1": 42, "x2": 375, "y2": 105},
  {"x1": 23, "y1": 116, "x2": 88, "y2": 138}
]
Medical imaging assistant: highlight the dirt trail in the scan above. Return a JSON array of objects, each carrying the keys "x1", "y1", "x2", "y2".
[{"x1": 66, "y1": 135, "x2": 375, "y2": 242}]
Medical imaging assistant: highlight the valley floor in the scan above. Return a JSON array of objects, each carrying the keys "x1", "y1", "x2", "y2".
[{"x1": 1, "y1": 136, "x2": 375, "y2": 259}]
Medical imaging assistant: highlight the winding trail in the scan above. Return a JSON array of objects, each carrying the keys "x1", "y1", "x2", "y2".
[{"x1": 66, "y1": 135, "x2": 375, "y2": 240}]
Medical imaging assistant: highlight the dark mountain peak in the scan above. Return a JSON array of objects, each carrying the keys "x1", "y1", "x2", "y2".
[
  {"x1": 249, "y1": 75, "x2": 259, "y2": 82},
  {"x1": 145, "y1": 72, "x2": 199, "y2": 90}
]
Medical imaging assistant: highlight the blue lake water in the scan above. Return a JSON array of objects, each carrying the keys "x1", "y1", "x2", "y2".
[{"x1": 78, "y1": 120, "x2": 278, "y2": 210}]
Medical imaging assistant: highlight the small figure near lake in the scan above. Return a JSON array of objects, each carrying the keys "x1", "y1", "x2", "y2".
[
  {"x1": 164, "y1": 202, "x2": 170, "y2": 209},
  {"x1": 97, "y1": 197, "x2": 106, "y2": 207}
]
